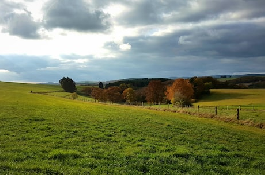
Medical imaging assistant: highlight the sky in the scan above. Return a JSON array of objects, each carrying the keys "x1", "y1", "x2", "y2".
[{"x1": 0, "y1": 0, "x2": 265, "y2": 83}]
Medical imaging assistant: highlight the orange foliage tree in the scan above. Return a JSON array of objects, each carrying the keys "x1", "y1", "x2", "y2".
[
  {"x1": 166, "y1": 78, "x2": 194, "y2": 106},
  {"x1": 145, "y1": 80, "x2": 165, "y2": 104}
]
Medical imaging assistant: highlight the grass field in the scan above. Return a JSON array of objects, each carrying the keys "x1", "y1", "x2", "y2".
[
  {"x1": 154, "y1": 89, "x2": 265, "y2": 123},
  {"x1": 0, "y1": 82, "x2": 265, "y2": 174},
  {"x1": 195, "y1": 89, "x2": 265, "y2": 107}
]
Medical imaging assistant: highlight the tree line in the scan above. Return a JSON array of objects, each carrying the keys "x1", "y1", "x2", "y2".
[
  {"x1": 59, "y1": 75, "x2": 265, "y2": 106},
  {"x1": 58, "y1": 76, "x2": 218, "y2": 107}
]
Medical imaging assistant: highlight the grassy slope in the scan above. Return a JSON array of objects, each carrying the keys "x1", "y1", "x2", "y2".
[{"x1": 0, "y1": 82, "x2": 265, "y2": 174}]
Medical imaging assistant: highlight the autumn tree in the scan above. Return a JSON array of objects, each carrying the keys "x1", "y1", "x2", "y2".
[
  {"x1": 99, "y1": 89, "x2": 108, "y2": 102},
  {"x1": 166, "y1": 78, "x2": 194, "y2": 107},
  {"x1": 81, "y1": 87, "x2": 93, "y2": 96},
  {"x1": 122, "y1": 88, "x2": 135, "y2": 104},
  {"x1": 135, "y1": 87, "x2": 147, "y2": 103},
  {"x1": 91, "y1": 87, "x2": 104, "y2": 102},
  {"x1": 145, "y1": 80, "x2": 165, "y2": 104},
  {"x1": 118, "y1": 83, "x2": 133, "y2": 94},
  {"x1": 106, "y1": 86, "x2": 122, "y2": 103}
]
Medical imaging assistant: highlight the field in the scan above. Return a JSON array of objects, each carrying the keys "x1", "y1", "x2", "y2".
[
  {"x1": 195, "y1": 89, "x2": 265, "y2": 107},
  {"x1": 0, "y1": 82, "x2": 265, "y2": 174},
  {"x1": 153, "y1": 89, "x2": 265, "y2": 124}
]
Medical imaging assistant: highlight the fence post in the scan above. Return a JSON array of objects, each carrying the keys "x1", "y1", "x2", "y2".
[
  {"x1": 215, "y1": 106, "x2": 218, "y2": 116},
  {"x1": 198, "y1": 105, "x2": 199, "y2": 113},
  {"x1": 237, "y1": 109, "x2": 240, "y2": 120}
]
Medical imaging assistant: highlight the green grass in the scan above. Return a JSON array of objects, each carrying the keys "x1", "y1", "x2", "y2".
[
  {"x1": 154, "y1": 89, "x2": 265, "y2": 123},
  {"x1": 195, "y1": 89, "x2": 265, "y2": 107},
  {"x1": 0, "y1": 82, "x2": 265, "y2": 174}
]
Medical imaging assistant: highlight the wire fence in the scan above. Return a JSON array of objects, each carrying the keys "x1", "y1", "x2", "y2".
[{"x1": 32, "y1": 91, "x2": 265, "y2": 129}]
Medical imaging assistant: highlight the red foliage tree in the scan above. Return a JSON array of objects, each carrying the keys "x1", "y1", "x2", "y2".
[
  {"x1": 106, "y1": 86, "x2": 122, "y2": 103},
  {"x1": 81, "y1": 87, "x2": 93, "y2": 96},
  {"x1": 91, "y1": 87, "x2": 106, "y2": 102},
  {"x1": 145, "y1": 80, "x2": 165, "y2": 104}
]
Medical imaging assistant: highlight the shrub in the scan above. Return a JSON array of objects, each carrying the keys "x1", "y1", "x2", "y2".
[{"x1": 72, "y1": 92, "x2": 78, "y2": 99}]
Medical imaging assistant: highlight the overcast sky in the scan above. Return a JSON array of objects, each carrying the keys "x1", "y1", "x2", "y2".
[{"x1": 0, "y1": 0, "x2": 265, "y2": 83}]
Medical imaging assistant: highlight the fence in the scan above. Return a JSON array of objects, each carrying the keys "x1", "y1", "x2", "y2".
[
  {"x1": 32, "y1": 91, "x2": 264, "y2": 128},
  {"x1": 146, "y1": 104, "x2": 265, "y2": 124}
]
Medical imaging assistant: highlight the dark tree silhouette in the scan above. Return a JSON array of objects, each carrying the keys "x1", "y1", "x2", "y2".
[
  {"x1": 59, "y1": 77, "x2": 77, "y2": 93},
  {"x1": 99, "y1": 82, "x2": 104, "y2": 89}
]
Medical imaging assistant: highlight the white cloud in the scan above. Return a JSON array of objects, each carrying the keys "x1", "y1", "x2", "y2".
[
  {"x1": 119, "y1": 43, "x2": 131, "y2": 51},
  {"x1": 178, "y1": 36, "x2": 192, "y2": 45},
  {"x1": 0, "y1": 69, "x2": 9, "y2": 73}
]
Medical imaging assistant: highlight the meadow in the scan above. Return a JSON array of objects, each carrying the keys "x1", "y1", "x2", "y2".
[
  {"x1": 153, "y1": 89, "x2": 265, "y2": 124},
  {"x1": 0, "y1": 82, "x2": 265, "y2": 174}
]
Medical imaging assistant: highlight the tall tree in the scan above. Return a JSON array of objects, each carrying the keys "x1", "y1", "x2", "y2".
[
  {"x1": 145, "y1": 80, "x2": 165, "y2": 104},
  {"x1": 166, "y1": 78, "x2": 194, "y2": 106},
  {"x1": 135, "y1": 87, "x2": 147, "y2": 103},
  {"x1": 106, "y1": 86, "x2": 122, "y2": 103},
  {"x1": 122, "y1": 88, "x2": 135, "y2": 104},
  {"x1": 91, "y1": 87, "x2": 103, "y2": 102},
  {"x1": 59, "y1": 77, "x2": 76, "y2": 93},
  {"x1": 99, "y1": 82, "x2": 104, "y2": 89},
  {"x1": 190, "y1": 77, "x2": 205, "y2": 99}
]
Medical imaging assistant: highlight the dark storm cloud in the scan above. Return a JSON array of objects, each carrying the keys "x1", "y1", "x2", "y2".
[
  {"x1": 0, "y1": 0, "x2": 23, "y2": 23},
  {"x1": 3, "y1": 12, "x2": 40, "y2": 39},
  {"x1": 0, "y1": 0, "x2": 40, "y2": 39},
  {"x1": 43, "y1": 0, "x2": 111, "y2": 32},
  {"x1": 120, "y1": 22, "x2": 265, "y2": 58},
  {"x1": 166, "y1": 0, "x2": 265, "y2": 22},
  {"x1": 117, "y1": 0, "x2": 164, "y2": 25},
  {"x1": 115, "y1": 0, "x2": 265, "y2": 25}
]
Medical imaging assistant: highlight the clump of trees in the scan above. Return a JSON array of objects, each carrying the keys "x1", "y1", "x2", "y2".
[
  {"x1": 80, "y1": 77, "x2": 225, "y2": 106},
  {"x1": 82, "y1": 78, "x2": 211, "y2": 105},
  {"x1": 59, "y1": 77, "x2": 76, "y2": 93}
]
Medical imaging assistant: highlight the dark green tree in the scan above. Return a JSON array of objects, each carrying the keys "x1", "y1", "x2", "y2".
[
  {"x1": 59, "y1": 77, "x2": 77, "y2": 93},
  {"x1": 99, "y1": 82, "x2": 104, "y2": 89}
]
